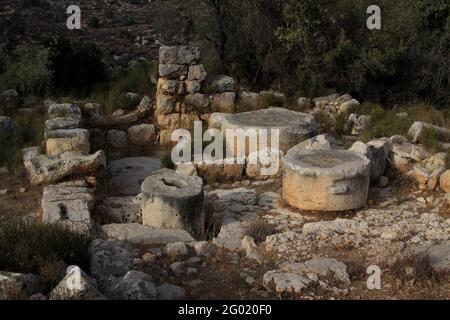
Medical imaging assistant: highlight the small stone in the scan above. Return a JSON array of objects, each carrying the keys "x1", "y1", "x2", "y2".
[
  {"x1": 169, "y1": 262, "x2": 185, "y2": 276},
  {"x1": 142, "y1": 253, "x2": 158, "y2": 265},
  {"x1": 19, "y1": 187, "x2": 26, "y2": 193},
  {"x1": 165, "y1": 242, "x2": 189, "y2": 258}
]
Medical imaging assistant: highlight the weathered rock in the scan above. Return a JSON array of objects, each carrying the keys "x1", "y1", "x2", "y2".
[
  {"x1": 22, "y1": 146, "x2": 42, "y2": 162},
  {"x1": 411, "y1": 244, "x2": 450, "y2": 273},
  {"x1": 188, "y1": 65, "x2": 207, "y2": 81},
  {"x1": 42, "y1": 180, "x2": 95, "y2": 233},
  {"x1": 0, "y1": 272, "x2": 45, "y2": 300},
  {"x1": 412, "y1": 153, "x2": 447, "y2": 190},
  {"x1": 45, "y1": 117, "x2": 82, "y2": 131},
  {"x1": 282, "y1": 150, "x2": 370, "y2": 211},
  {"x1": 88, "y1": 239, "x2": 134, "y2": 293},
  {"x1": 157, "y1": 78, "x2": 185, "y2": 95},
  {"x1": 290, "y1": 134, "x2": 344, "y2": 152},
  {"x1": 159, "y1": 46, "x2": 200, "y2": 65},
  {"x1": 180, "y1": 114, "x2": 200, "y2": 130},
  {"x1": 110, "y1": 270, "x2": 156, "y2": 300},
  {"x1": 184, "y1": 93, "x2": 210, "y2": 112},
  {"x1": 128, "y1": 124, "x2": 156, "y2": 148},
  {"x1": 137, "y1": 96, "x2": 153, "y2": 113},
  {"x1": 221, "y1": 107, "x2": 316, "y2": 154},
  {"x1": 46, "y1": 129, "x2": 90, "y2": 156},
  {"x1": 339, "y1": 99, "x2": 360, "y2": 114},
  {"x1": 102, "y1": 224, "x2": 195, "y2": 245},
  {"x1": 110, "y1": 112, "x2": 139, "y2": 127},
  {"x1": 206, "y1": 75, "x2": 236, "y2": 93},
  {"x1": 189, "y1": 241, "x2": 214, "y2": 257},
  {"x1": 156, "y1": 283, "x2": 185, "y2": 300},
  {"x1": 48, "y1": 266, "x2": 106, "y2": 300},
  {"x1": 237, "y1": 92, "x2": 261, "y2": 112},
  {"x1": 440, "y1": 170, "x2": 450, "y2": 193},
  {"x1": 345, "y1": 114, "x2": 369, "y2": 135},
  {"x1": 48, "y1": 103, "x2": 82, "y2": 120},
  {"x1": 302, "y1": 218, "x2": 361, "y2": 239},
  {"x1": 263, "y1": 271, "x2": 312, "y2": 294},
  {"x1": 156, "y1": 93, "x2": 176, "y2": 114},
  {"x1": 297, "y1": 97, "x2": 313, "y2": 110},
  {"x1": 165, "y1": 242, "x2": 189, "y2": 258},
  {"x1": 241, "y1": 236, "x2": 262, "y2": 262},
  {"x1": 108, "y1": 157, "x2": 161, "y2": 196},
  {"x1": 209, "y1": 92, "x2": 236, "y2": 114},
  {"x1": 350, "y1": 139, "x2": 391, "y2": 181},
  {"x1": 141, "y1": 170, "x2": 205, "y2": 238},
  {"x1": 0, "y1": 89, "x2": 19, "y2": 111},
  {"x1": 156, "y1": 113, "x2": 180, "y2": 130},
  {"x1": 0, "y1": 116, "x2": 15, "y2": 136},
  {"x1": 281, "y1": 258, "x2": 350, "y2": 284},
  {"x1": 24, "y1": 151, "x2": 106, "y2": 186},
  {"x1": 185, "y1": 80, "x2": 202, "y2": 93},
  {"x1": 391, "y1": 142, "x2": 430, "y2": 173},
  {"x1": 409, "y1": 121, "x2": 450, "y2": 143},
  {"x1": 159, "y1": 64, "x2": 188, "y2": 79}
]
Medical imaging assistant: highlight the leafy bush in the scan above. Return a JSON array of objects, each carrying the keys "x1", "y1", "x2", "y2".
[
  {"x1": 87, "y1": 61, "x2": 157, "y2": 113},
  {"x1": 0, "y1": 44, "x2": 52, "y2": 95},
  {"x1": 0, "y1": 219, "x2": 93, "y2": 287}
]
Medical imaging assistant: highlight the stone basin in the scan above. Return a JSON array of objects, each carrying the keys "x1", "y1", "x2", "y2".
[
  {"x1": 220, "y1": 107, "x2": 316, "y2": 155},
  {"x1": 282, "y1": 149, "x2": 370, "y2": 211}
]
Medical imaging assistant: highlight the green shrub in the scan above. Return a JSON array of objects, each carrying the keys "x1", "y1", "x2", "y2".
[
  {"x1": 0, "y1": 44, "x2": 52, "y2": 95},
  {"x1": 87, "y1": 61, "x2": 157, "y2": 113},
  {"x1": 0, "y1": 219, "x2": 93, "y2": 287},
  {"x1": 0, "y1": 113, "x2": 45, "y2": 170}
]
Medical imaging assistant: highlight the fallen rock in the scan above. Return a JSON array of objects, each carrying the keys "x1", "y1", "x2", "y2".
[
  {"x1": 46, "y1": 129, "x2": 90, "y2": 156},
  {"x1": 109, "y1": 270, "x2": 156, "y2": 300},
  {"x1": 127, "y1": 124, "x2": 156, "y2": 149},
  {"x1": 175, "y1": 163, "x2": 198, "y2": 176},
  {"x1": 289, "y1": 134, "x2": 344, "y2": 152},
  {"x1": 88, "y1": 239, "x2": 134, "y2": 293},
  {"x1": 350, "y1": 139, "x2": 391, "y2": 181},
  {"x1": 22, "y1": 146, "x2": 42, "y2": 162},
  {"x1": 102, "y1": 224, "x2": 195, "y2": 245},
  {"x1": 263, "y1": 271, "x2": 312, "y2": 294},
  {"x1": 165, "y1": 242, "x2": 189, "y2": 258},
  {"x1": 24, "y1": 151, "x2": 106, "y2": 186},
  {"x1": 209, "y1": 92, "x2": 236, "y2": 113},
  {"x1": 48, "y1": 266, "x2": 106, "y2": 300},
  {"x1": 241, "y1": 236, "x2": 262, "y2": 262},
  {"x1": 281, "y1": 257, "x2": 350, "y2": 284},
  {"x1": 440, "y1": 170, "x2": 450, "y2": 193},
  {"x1": 411, "y1": 244, "x2": 450, "y2": 273},
  {"x1": 297, "y1": 97, "x2": 313, "y2": 110},
  {"x1": 412, "y1": 153, "x2": 447, "y2": 190},
  {"x1": 97, "y1": 195, "x2": 141, "y2": 223},
  {"x1": 409, "y1": 121, "x2": 450, "y2": 143},
  {"x1": 206, "y1": 75, "x2": 236, "y2": 93}
]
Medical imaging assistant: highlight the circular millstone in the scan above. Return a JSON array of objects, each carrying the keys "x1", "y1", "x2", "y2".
[
  {"x1": 221, "y1": 107, "x2": 316, "y2": 154},
  {"x1": 282, "y1": 150, "x2": 370, "y2": 211},
  {"x1": 141, "y1": 170, "x2": 205, "y2": 238}
]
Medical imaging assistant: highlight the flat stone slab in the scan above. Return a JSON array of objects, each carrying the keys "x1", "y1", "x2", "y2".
[
  {"x1": 108, "y1": 157, "x2": 161, "y2": 196},
  {"x1": 282, "y1": 150, "x2": 370, "y2": 211},
  {"x1": 220, "y1": 107, "x2": 316, "y2": 153},
  {"x1": 101, "y1": 223, "x2": 195, "y2": 245},
  {"x1": 42, "y1": 180, "x2": 94, "y2": 233}
]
